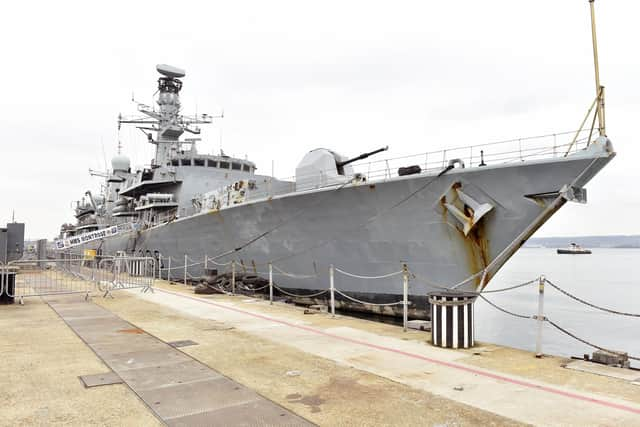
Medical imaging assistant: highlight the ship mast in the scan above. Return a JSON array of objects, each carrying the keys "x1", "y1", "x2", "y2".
[
  {"x1": 565, "y1": 0, "x2": 607, "y2": 156},
  {"x1": 117, "y1": 65, "x2": 218, "y2": 167},
  {"x1": 589, "y1": 0, "x2": 605, "y2": 136}
]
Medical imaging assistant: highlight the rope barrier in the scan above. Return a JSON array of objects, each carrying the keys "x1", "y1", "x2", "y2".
[
  {"x1": 272, "y1": 284, "x2": 328, "y2": 298},
  {"x1": 478, "y1": 294, "x2": 532, "y2": 319},
  {"x1": 334, "y1": 289, "x2": 404, "y2": 307},
  {"x1": 409, "y1": 270, "x2": 539, "y2": 295},
  {"x1": 272, "y1": 264, "x2": 317, "y2": 279},
  {"x1": 545, "y1": 319, "x2": 640, "y2": 362},
  {"x1": 544, "y1": 279, "x2": 640, "y2": 318},
  {"x1": 481, "y1": 279, "x2": 539, "y2": 294},
  {"x1": 333, "y1": 267, "x2": 403, "y2": 280},
  {"x1": 479, "y1": 293, "x2": 640, "y2": 362}
]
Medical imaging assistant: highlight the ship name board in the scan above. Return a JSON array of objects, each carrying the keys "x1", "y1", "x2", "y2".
[{"x1": 54, "y1": 223, "x2": 136, "y2": 249}]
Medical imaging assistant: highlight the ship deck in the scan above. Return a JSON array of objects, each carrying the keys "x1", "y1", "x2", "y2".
[{"x1": 2, "y1": 275, "x2": 639, "y2": 426}]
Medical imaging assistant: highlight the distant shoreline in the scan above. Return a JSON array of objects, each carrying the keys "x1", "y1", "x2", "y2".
[{"x1": 525, "y1": 235, "x2": 640, "y2": 249}]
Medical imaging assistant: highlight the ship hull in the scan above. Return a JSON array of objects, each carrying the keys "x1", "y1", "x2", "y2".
[{"x1": 73, "y1": 148, "x2": 613, "y2": 318}]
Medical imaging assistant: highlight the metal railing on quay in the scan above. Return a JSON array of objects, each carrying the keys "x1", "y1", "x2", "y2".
[{"x1": 0, "y1": 254, "x2": 155, "y2": 304}]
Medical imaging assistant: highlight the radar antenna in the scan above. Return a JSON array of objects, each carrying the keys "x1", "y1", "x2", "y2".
[{"x1": 117, "y1": 64, "x2": 222, "y2": 166}]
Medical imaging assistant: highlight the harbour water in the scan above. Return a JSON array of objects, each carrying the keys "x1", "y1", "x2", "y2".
[{"x1": 475, "y1": 248, "x2": 640, "y2": 367}]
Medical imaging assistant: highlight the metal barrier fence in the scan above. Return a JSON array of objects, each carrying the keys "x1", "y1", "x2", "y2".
[{"x1": 0, "y1": 255, "x2": 155, "y2": 304}]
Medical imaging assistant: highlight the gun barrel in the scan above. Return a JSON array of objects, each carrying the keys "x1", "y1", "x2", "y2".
[{"x1": 337, "y1": 146, "x2": 389, "y2": 168}]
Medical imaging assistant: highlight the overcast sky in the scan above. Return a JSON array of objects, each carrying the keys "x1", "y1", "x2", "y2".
[{"x1": 2, "y1": 0, "x2": 638, "y2": 240}]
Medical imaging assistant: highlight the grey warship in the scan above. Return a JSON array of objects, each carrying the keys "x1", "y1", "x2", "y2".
[{"x1": 56, "y1": 49, "x2": 615, "y2": 317}]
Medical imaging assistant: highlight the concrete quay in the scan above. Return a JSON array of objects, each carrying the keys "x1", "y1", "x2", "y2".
[{"x1": 2, "y1": 277, "x2": 640, "y2": 426}]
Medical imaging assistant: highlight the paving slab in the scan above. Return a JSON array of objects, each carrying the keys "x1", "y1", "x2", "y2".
[
  {"x1": 47, "y1": 296, "x2": 314, "y2": 426},
  {"x1": 79, "y1": 371, "x2": 123, "y2": 388}
]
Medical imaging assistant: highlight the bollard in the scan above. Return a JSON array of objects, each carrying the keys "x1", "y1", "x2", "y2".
[
  {"x1": 535, "y1": 275, "x2": 546, "y2": 358},
  {"x1": 402, "y1": 263, "x2": 408, "y2": 332},
  {"x1": 184, "y1": 254, "x2": 188, "y2": 286},
  {"x1": 429, "y1": 291, "x2": 476, "y2": 348},
  {"x1": 329, "y1": 264, "x2": 336, "y2": 317},
  {"x1": 269, "y1": 262, "x2": 273, "y2": 305},
  {"x1": 231, "y1": 260, "x2": 236, "y2": 295}
]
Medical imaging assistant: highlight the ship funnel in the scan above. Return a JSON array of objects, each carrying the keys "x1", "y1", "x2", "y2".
[{"x1": 156, "y1": 64, "x2": 185, "y2": 78}]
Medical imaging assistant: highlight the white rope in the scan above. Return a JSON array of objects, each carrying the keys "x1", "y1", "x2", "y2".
[
  {"x1": 272, "y1": 264, "x2": 317, "y2": 279},
  {"x1": 334, "y1": 266, "x2": 403, "y2": 280},
  {"x1": 272, "y1": 284, "x2": 328, "y2": 298},
  {"x1": 334, "y1": 289, "x2": 404, "y2": 307},
  {"x1": 450, "y1": 269, "x2": 486, "y2": 290}
]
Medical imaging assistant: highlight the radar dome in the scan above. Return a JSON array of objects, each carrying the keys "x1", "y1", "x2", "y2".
[
  {"x1": 111, "y1": 155, "x2": 131, "y2": 172},
  {"x1": 156, "y1": 64, "x2": 186, "y2": 78}
]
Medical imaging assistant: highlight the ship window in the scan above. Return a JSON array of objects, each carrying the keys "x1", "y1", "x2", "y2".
[
  {"x1": 207, "y1": 159, "x2": 218, "y2": 168},
  {"x1": 181, "y1": 159, "x2": 192, "y2": 166},
  {"x1": 243, "y1": 164, "x2": 251, "y2": 172},
  {"x1": 232, "y1": 162, "x2": 241, "y2": 170},
  {"x1": 219, "y1": 161, "x2": 230, "y2": 169},
  {"x1": 171, "y1": 159, "x2": 179, "y2": 166},
  {"x1": 194, "y1": 158, "x2": 205, "y2": 166}
]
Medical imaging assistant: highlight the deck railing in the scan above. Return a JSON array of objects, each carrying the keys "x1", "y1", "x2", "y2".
[{"x1": 241, "y1": 129, "x2": 592, "y2": 201}]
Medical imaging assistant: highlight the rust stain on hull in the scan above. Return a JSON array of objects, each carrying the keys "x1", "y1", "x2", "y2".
[{"x1": 439, "y1": 187, "x2": 490, "y2": 290}]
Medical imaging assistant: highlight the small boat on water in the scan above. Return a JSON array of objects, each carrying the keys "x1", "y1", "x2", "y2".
[{"x1": 557, "y1": 243, "x2": 592, "y2": 255}]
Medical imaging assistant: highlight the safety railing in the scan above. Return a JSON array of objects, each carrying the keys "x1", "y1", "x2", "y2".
[
  {"x1": 233, "y1": 129, "x2": 594, "y2": 201},
  {"x1": 0, "y1": 255, "x2": 155, "y2": 303}
]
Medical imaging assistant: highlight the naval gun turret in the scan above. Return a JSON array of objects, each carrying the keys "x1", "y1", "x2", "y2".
[{"x1": 295, "y1": 146, "x2": 388, "y2": 191}]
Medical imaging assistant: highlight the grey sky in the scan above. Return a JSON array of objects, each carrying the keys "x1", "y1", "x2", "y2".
[{"x1": 2, "y1": 0, "x2": 637, "y2": 239}]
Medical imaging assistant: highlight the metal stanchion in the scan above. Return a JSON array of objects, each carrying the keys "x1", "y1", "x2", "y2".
[
  {"x1": 231, "y1": 260, "x2": 236, "y2": 295},
  {"x1": 184, "y1": 254, "x2": 188, "y2": 286},
  {"x1": 269, "y1": 262, "x2": 273, "y2": 305},
  {"x1": 402, "y1": 263, "x2": 408, "y2": 332},
  {"x1": 535, "y1": 275, "x2": 545, "y2": 358},
  {"x1": 330, "y1": 264, "x2": 335, "y2": 317},
  {"x1": 204, "y1": 254, "x2": 208, "y2": 270},
  {"x1": 168, "y1": 256, "x2": 172, "y2": 283}
]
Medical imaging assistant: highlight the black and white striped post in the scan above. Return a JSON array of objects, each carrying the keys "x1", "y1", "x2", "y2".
[{"x1": 428, "y1": 291, "x2": 477, "y2": 348}]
